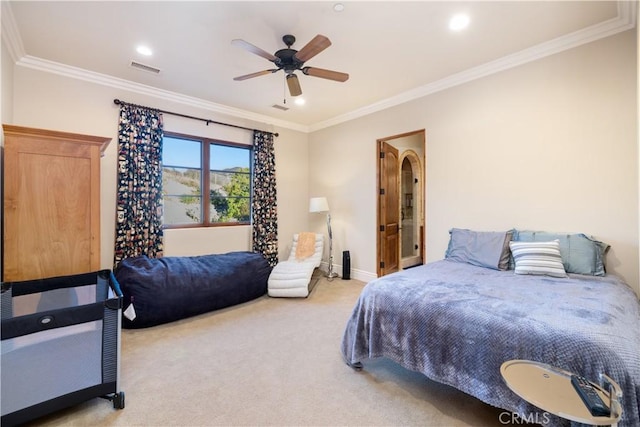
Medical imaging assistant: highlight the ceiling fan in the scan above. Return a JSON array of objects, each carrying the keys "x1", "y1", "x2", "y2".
[{"x1": 232, "y1": 34, "x2": 349, "y2": 97}]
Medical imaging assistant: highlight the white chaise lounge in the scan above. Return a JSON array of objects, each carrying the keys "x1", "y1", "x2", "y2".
[{"x1": 268, "y1": 233, "x2": 324, "y2": 298}]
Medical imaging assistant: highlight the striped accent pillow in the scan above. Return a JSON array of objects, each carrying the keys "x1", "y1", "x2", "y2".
[{"x1": 509, "y1": 240, "x2": 568, "y2": 278}]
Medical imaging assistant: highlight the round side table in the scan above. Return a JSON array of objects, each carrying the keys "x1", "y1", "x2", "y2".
[{"x1": 500, "y1": 360, "x2": 622, "y2": 426}]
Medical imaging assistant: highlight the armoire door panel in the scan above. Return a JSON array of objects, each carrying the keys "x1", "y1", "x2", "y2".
[
  {"x1": 3, "y1": 125, "x2": 110, "y2": 282},
  {"x1": 15, "y1": 154, "x2": 93, "y2": 279}
]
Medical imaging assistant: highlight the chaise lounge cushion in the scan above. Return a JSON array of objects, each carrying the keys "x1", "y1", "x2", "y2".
[
  {"x1": 268, "y1": 233, "x2": 324, "y2": 298},
  {"x1": 115, "y1": 251, "x2": 271, "y2": 328}
]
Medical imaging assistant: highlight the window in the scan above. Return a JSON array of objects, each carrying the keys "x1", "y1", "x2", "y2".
[{"x1": 162, "y1": 133, "x2": 252, "y2": 227}]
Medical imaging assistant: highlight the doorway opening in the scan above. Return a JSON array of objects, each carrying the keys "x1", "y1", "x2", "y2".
[
  {"x1": 400, "y1": 151, "x2": 423, "y2": 269},
  {"x1": 376, "y1": 130, "x2": 425, "y2": 277}
]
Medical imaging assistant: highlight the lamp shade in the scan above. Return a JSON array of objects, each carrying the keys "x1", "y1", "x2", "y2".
[{"x1": 309, "y1": 197, "x2": 329, "y2": 213}]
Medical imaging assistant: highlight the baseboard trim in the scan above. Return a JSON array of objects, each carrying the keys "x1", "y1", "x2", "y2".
[{"x1": 319, "y1": 262, "x2": 377, "y2": 283}]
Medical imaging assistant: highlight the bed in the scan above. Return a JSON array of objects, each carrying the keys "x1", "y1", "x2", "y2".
[{"x1": 341, "y1": 229, "x2": 640, "y2": 427}]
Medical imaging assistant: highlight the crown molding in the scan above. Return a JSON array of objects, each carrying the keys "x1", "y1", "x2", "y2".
[
  {"x1": 1, "y1": 0, "x2": 307, "y2": 134},
  {"x1": 3, "y1": 1, "x2": 635, "y2": 135},
  {"x1": 16, "y1": 56, "x2": 309, "y2": 133},
  {"x1": 309, "y1": 0, "x2": 637, "y2": 132}
]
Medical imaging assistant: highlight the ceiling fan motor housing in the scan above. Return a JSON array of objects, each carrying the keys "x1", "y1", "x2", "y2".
[
  {"x1": 274, "y1": 51, "x2": 303, "y2": 72},
  {"x1": 275, "y1": 35, "x2": 304, "y2": 72}
]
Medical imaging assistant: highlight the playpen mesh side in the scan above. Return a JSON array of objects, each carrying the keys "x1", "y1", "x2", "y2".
[
  {"x1": 1, "y1": 321, "x2": 104, "y2": 415},
  {"x1": 1, "y1": 287, "x2": 12, "y2": 319},
  {"x1": 1, "y1": 282, "x2": 108, "y2": 416},
  {"x1": 99, "y1": 274, "x2": 120, "y2": 384},
  {"x1": 103, "y1": 306, "x2": 119, "y2": 383}
]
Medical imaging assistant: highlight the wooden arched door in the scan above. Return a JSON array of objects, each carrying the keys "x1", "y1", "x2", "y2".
[
  {"x1": 377, "y1": 130, "x2": 426, "y2": 278},
  {"x1": 377, "y1": 140, "x2": 399, "y2": 276}
]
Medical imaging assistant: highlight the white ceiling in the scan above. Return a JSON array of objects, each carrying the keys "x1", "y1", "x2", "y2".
[{"x1": 2, "y1": 1, "x2": 636, "y2": 132}]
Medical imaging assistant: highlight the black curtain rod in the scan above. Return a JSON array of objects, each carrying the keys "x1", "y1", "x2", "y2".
[{"x1": 113, "y1": 99, "x2": 278, "y2": 138}]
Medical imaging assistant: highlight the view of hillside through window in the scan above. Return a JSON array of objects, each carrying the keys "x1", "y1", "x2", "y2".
[{"x1": 162, "y1": 135, "x2": 251, "y2": 226}]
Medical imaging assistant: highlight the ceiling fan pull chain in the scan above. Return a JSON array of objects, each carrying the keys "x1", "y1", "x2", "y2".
[{"x1": 283, "y1": 76, "x2": 287, "y2": 104}]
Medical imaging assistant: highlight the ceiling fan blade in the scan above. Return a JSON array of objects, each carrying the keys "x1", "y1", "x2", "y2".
[
  {"x1": 294, "y1": 34, "x2": 331, "y2": 63},
  {"x1": 302, "y1": 67, "x2": 349, "y2": 82},
  {"x1": 286, "y1": 74, "x2": 302, "y2": 97},
  {"x1": 231, "y1": 39, "x2": 278, "y2": 62},
  {"x1": 233, "y1": 69, "x2": 278, "y2": 81}
]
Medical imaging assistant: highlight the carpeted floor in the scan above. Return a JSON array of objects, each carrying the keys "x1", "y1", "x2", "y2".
[{"x1": 25, "y1": 276, "x2": 508, "y2": 427}]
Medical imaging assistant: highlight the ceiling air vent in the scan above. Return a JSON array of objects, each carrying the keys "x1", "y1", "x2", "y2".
[
  {"x1": 130, "y1": 60, "x2": 161, "y2": 74},
  {"x1": 272, "y1": 104, "x2": 289, "y2": 111}
]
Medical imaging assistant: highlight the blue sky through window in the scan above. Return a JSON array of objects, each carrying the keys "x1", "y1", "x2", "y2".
[
  {"x1": 163, "y1": 136, "x2": 250, "y2": 170},
  {"x1": 163, "y1": 137, "x2": 200, "y2": 168},
  {"x1": 210, "y1": 145, "x2": 249, "y2": 170}
]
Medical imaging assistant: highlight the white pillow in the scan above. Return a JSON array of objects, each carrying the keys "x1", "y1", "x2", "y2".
[{"x1": 509, "y1": 240, "x2": 567, "y2": 278}]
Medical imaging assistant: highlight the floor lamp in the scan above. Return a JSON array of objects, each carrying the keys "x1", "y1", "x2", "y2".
[{"x1": 309, "y1": 197, "x2": 339, "y2": 280}]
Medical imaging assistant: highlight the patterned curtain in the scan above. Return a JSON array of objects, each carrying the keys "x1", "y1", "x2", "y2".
[
  {"x1": 113, "y1": 103, "x2": 164, "y2": 267},
  {"x1": 252, "y1": 131, "x2": 278, "y2": 267}
]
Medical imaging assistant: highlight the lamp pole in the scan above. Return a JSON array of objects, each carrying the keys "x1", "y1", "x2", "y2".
[{"x1": 326, "y1": 212, "x2": 338, "y2": 280}]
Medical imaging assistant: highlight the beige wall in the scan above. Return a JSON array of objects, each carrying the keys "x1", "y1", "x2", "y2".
[
  {"x1": 7, "y1": 67, "x2": 309, "y2": 268},
  {"x1": 309, "y1": 30, "x2": 639, "y2": 293},
  {"x1": 3, "y1": 30, "x2": 638, "y2": 294},
  {"x1": 637, "y1": 2, "x2": 640, "y2": 297},
  {"x1": 1, "y1": 39, "x2": 12, "y2": 278},
  {"x1": 1, "y1": 39, "x2": 14, "y2": 125}
]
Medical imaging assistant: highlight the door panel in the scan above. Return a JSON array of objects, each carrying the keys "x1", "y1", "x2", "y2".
[
  {"x1": 400, "y1": 151, "x2": 424, "y2": 269},
  {"x1": 379, "y1": 141, "x2": 399, "y2": 276}
]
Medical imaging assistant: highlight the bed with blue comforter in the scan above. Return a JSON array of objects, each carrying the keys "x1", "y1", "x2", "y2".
[{"x1": 341, "y1": 259, "x2": 640, "y2": 426}]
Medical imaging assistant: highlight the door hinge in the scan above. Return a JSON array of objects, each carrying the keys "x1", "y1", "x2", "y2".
[
  {"x1": 380, "y1": 188, "x2": 385, "y2": 195},
  {"x1": 380, "y1": 225, "x2": 385, "y2": 232},
  {"x1": 380, "y1": 261, "x2": 385, "y2": 269},
  {"x1": 380, "y1": 152, "x2": 385, "y2": 159}
]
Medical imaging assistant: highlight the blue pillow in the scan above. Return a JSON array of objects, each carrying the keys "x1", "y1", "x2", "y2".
[
  {"x1": 512, "y1": 230, "x2": 609, "y2": 276},
  {"x1": 445, "y1": 228, "x2": 513, "y2": 271}
]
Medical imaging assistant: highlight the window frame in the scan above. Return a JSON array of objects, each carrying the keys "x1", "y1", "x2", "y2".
[{"x1": 162, "y1": 131, "x2": 253, "y2": 229}]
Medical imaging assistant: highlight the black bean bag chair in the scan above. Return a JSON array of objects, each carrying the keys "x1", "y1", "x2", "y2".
[{"x1": 115, "y1": 251, "x2": 271, "y2": 328}]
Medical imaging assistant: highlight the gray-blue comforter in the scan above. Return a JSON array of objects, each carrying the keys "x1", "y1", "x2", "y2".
[{"x1": 341, "y1": 260, "x2": 640, "y2": 426}]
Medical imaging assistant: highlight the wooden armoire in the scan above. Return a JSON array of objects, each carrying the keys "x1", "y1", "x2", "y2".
[{"x1": 2, "y1": 125, "x2": 111, "y2": 282}]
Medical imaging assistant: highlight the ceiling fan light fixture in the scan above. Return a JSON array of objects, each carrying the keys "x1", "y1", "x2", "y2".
[
  {"x1": 286, "y1": 74, "x2": 302, "y2": 97},
  {"x1": 295, "y1": 97, "x2": 306, "y2": 106}
]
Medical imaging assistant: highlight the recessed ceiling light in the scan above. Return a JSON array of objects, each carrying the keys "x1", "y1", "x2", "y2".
[
  {"x1": 333, "y1": 3, "x2": 345, "y2": 12},
  {"x1": 449, "y1": 14, "x2": 470, "y2": 31},
  {"x1": 136, "y1": 45, "x2": 153, "y2": 56},
  {"x1": 295, "y1": 98, "x2": 306, "y2": 106}
]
